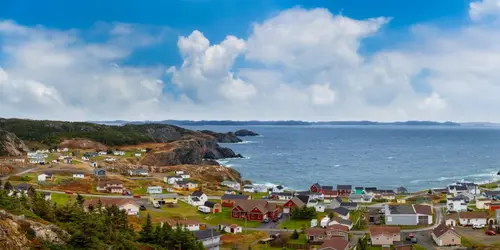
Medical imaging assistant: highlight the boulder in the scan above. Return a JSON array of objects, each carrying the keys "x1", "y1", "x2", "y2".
[{"x1": 234, "y1": 129, "x2": 259, "y2": 136}]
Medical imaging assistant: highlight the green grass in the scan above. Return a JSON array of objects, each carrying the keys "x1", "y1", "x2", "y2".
[
  {"x1": 278, "y1": 219, "x2": 310, "y2": 230},
  {"x1": 461, "y1": 236, "x2": 485, "y2": 248},
  {"x1": 51, "y1": 193, "x2": 73, "y2": 206},
  {"x1": 480, "y1": 182, "x2": 498, "y2": 189},
  {"x1": 250, "y1": 192, "x2": 268, "y2": 199},
  {"x1": 413, "y1": 245, "x2": 426, "y2": 250},
  {"x1": 287, "y1": 233, "x2": 307, "y2": 244},
  {"x1": 46, "y1": 154, "x2": 58, "y2": 162}
]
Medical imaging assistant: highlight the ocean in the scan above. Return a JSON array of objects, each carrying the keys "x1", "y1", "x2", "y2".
[{"x1": 184, "y1": 125, "x2": 500, "y2": 192}]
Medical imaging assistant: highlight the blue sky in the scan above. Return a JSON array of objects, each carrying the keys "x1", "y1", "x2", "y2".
[{"x1": 1, "y1": 0, "x2": 500, "y2": 121}]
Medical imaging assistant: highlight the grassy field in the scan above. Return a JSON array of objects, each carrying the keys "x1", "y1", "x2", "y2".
[
  {"x1": 199, "y1": 207, "x2": 262, "y2": 228},
  {"x1": 249, "y1": 192, "x2": 268, "y2": 199},
  {"x1": 51, "y1": 193, "x2": 74, "y2": 206},
  {"x1": 278, "y1": 219, "x2": 310, "y2": 230},
  {"x1": 287, "y1": 233, "x2": 307, "y2": 244},
  {"x1": 413, "y1": 245, "x2": 426, "y2": 250}
]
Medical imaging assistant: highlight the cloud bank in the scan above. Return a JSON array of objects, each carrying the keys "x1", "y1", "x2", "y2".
[{"x1": 1, "y1": 0, "x2": 500, "y2": 122}]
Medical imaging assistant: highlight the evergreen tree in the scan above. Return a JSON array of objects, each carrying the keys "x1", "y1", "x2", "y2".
[
  {"x1": 76, "y1": 193, "x2": 85, "y2": 208},
  {"x1": 139, "y1": 213, "x2": 154, "y2": 242},
  {"x1": 4, "y1": 181, "x2": 12, "y2": 190},
  {"x1": 290, "y1": 229, "x2": 299, "y2": 239}
]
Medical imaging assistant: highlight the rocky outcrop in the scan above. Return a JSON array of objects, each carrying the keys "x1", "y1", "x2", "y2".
[
  {"x1": 234, "y1": 129, "x2": 259, "y2": 136},
  {"x1": 0, "y1": 129, "x2": 29, "y2": 156},
  {"x1": 199, "y1": 130, "x2": 242, "y2": 143},
  {"x1": 59, "y1": 139, "x2": 107, "y2": 150},
  {"x1": 0, "y1": 210, "x2": 69, "y2": 250}
]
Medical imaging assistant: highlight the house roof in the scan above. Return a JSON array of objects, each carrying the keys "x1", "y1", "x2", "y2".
[
  {"x1": 432, "y1": 223, "x2": 458, "y2": 238},
  {"x1": 334, "y1": 196, "x2": 342, "y2": 203},
  {"x1": 365, "y1": 187, "x2": 377, "y2": 192},
  {"x1": 388, "y1": 205, "x2": 415, "y2": 215},
  {"x1": 191, "y1": 197, "x2": 200, "y2": 202},
  {"x1": 193, "y1": 228, "x2": 220, "y2": 240},
  {"x1": 296, "y1": 195, "x2": 310, "y2": 204},
  {"x1": 332, "y1": 207, "x2": 350, "y2": 217},
  {"x1": 175, "y1": 180, "x2": 196, "y2": 185},
  {"x1": 340, "y1": 202, "x2": 358, "y2": 208},
  {"x1": 323, "y1": 190, "x2": 338, "y2": 196},
  {"x1": 322, "y1": 186, "x2": 333, "y2": 190},
  {"x1": 233, "y1": 200, "x2": 269, "y2": 213},
  {"x1": 319, "y1": 238, "x2": 349, "y2": 250},
  {"x1": 331, "y1": 218, "x2": 353, "y2": 226},
  {"x1": 414, "y1": 205, "x2": 433, "y2": 215},
  {"x1": 355, "y1": 187, "x2": 364, "y2": 190},
  {"x1": 369, "y1": 226, "x2": 401, "y2": 236},
  {"x1": 73, "y1": 172, "x2": 84, "y2": 175},
  {"x1": 458, "y1": 212, "x2": 489, "y2": 219},
  {"x1": 288, "y1": 196, "x2": 305, "y2": 207},
  {"x1": 326, "y1": 224, "x2": 349, "y2": 232},
  {"x1": 485, "y1": 190, "x2": 500, "y2": 196},
  {"x1": 191, "y1": 190, "x2": 204, "y2": 197},
  {"x1": 275, "y1": 185, "x2": 284, "y2": 189},
  {"x1": 15, "y1": 183, "x2": 32, "y2": 191},
  {"x1": 306, "y1": 227, "x2": 326, "y2": 236},
  {"x1": 221, "y1": 194, "x2": 249, "y2": 200},
  {"x1": 204, "y1": 201, "x2": 218, "y2": 208},
  {"x1": 454, "y1": 185, "x2": 468, "y2": 191},
  {"x1": 448, "y1": 197, "x2": 465, "y2": 201},
  {"x1": 271, "y1": 192, "x2": 293, "y2": 197},
  {"x1": 151, "y1": 193, "x2": 178, "y2": 199},
  {"x1": 337, "y1": 185, "x2": 352, "y2": 190},
  {"x1": 83, "y1": 198, "x2": 137, "y2": 208}
]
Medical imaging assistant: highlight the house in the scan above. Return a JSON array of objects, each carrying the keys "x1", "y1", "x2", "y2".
[
  {"x1": 310, "y1": 183, "x2": 323, "y2": 193},
  {"x1": 146, "y1": 186, "x2": 163, "y2": 194},
  {"x1": 37, "y1": 173, "x2": 53, "y2": 182},
  {"x1": 175, "y1": 170, "x2": 184, "y2": 175},
  {"x1": 384, "y1": 204, "x2": 433, "y2": 225},
  {"x1": 163, "y1": 218, "x2": 200, "y2": 231},
  {"x1": 90, "y1": 162, "x2": 98, "y2": 168},
  {"x1": 221, "y1": 180, "x2": 241, "y2": 190},
  {"x1": 433, "y1": 188, "x2": 450, "y2": 195},
  {"x1": 306, "y1": 224, "x2": 349, "y2": 242},
  {"x1": 98, "y1": 151, "x2": 107, "y2": 156},
  {"x1": 63, "y1": 157, "x2": 72, "y2": 164},
  {"x1": 164, "y1": 175, "x2": 183, "y2": 184},
  {"x1": 331, "y1": 207, "x2": 350, "y2": 220},
  {"x1": 134, "y1": 153, "x2": 141, "y2": 157},
  {"x1": 188, "y1": 190, "x2": 208, "y2": 206},
  {"x1": 340, "y1": 202, "x2": 358, "y2": 211},
  {"x1": 283, "y1": 196, "x2": 306, "y2": 213},
  {"x1": 322, "y1": 185, "x2": 334, "y2": 191},
  {"x1": 149, "y1": 193, "x2": 178, "y2": 205},
  {"x1": 457, "y1": 182, "x2": 480, "y2": 195},
  {"x1": 96, "y1": 180, "x2": 124, "y2": 193},
  {"x1": 128, "y1": 168, "x2": 148, "y2": 176},
  {"x1": 105, "y1": 157, "x2": 116, "y2": 162},
  {"x1": 318, "y1": 238, "x2": 349, "y2": 250},
  {"x1": 369, "y1": 226, "x2": 401, "y2": 246},
  {"x1": 380, "y1": 192, "x2": 396, "y2": 200},
  {"x1": 271, "y1": 192, "x2": 293, "y2": 200},
  {"x1": 81, "y1": 156, "x2": 89, "y2": 161},
  {"x1": 243, "y1": 185, "x2": 255, "y2": 193},
  {"x1": 202, "y1": 201, "x2": 222, "y2": 213},
  {"x1": 476, "y1": 198, "x2": 492, "y2": 209},
  {"x1": 448, "y1": 185, "x2": 468, "y2": 196},
  {"x1": 14, "y1": 183, "x2": 32, "y2": 194},
  {"x1": 315, "y1": 202, "x2": 327, "y2": 212},
  {"x1": 320, "y1": 216, "x2": 331, "y2": 228},
  {"x1": 272, "y1": 185, "x2": 285, "y2": 193},
  {"x1": 173, "y1": 180, "x2": 198, "y2": 190},
  {"x1": 72, "y1": 172, "x2": 85, "y2": 179},
  {"x1": 113, "y1": 151, "x2": 125, "y2": 156},
  {"x1": 323, "y1": 190, "x2": 339, "y2": 200},
  {"x1": 431, "y1": 223, "x2": 461, "y2": 247},
  {"x1": 396, "y1": 187, "x2": 408, "y2": 194},
  {"x1": 496, "y1": 210, "x2": 500, "y2": 225},
  {"x1": 489, "y1": 202, "x2": 500, "y2": 211},
  {"x1": 83, "y1": 198, "x2": 139, "y2": 215},
  {"x1": 41, "y1": 192, "x2": 51, "y2": 201},
  {"x1": 328, "y1": 218, "x2": 353, "y2": 230},
  {"x1": 219, "y1": 224, "x2": 242, "y2": 234},
  {"x1": 354, "y1": 187, "x2": 364, "y2": 195},
  {"x1": 221, "y1": 194, "x2": 250, "y2": 207},
  {"x1": 231, "y1": 199, "x2": 279, "y2": 222},
  {"x1": 180, "y1": 173, "x2": 190, "y2": 179},
  {"x1": 194, "y1": 229, "x2": 220, "y2": 250},
  {"x1": 447, "y1": 197, "x2": 467, "y2": 212},
  {"x1": 337, "y1": 185, "x2": 352, "y2": 197},
  {"x1": 93, "y1": 168, "x2": 106, "y2": 176},
  {"x1": 331, "y1": 197, "x2": 343, "y2": 209},
  {"x1": 224, "y1": 190, "x2": 236, "y2": 195},
  {"x1": 62, "y1": 148, "x2": 69, "y2": 152},
  {"x1": 364, "y1": 187, "x2": 378, "y2": 195},
  {"x1": 348, "y1": 194, "x2": 373, "y2": 203},
  {"x1": 458, "y1": 212, "x2": 488, "y2": 226}
]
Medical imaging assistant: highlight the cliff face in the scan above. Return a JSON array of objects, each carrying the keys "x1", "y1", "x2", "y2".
[
  {"x1": 0, "y1": 129, "x2": 29, "y2": 156},
  {"x1": 0, "y1": 210, "x2": 69, "y2": 250},
  {"x1": 199, "y1": 130, "x2": 242, "y2": 143}
]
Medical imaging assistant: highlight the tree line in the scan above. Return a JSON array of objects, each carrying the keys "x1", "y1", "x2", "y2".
[{"x1": 0, "y1": 181, "x2": 203, "y2": 249}]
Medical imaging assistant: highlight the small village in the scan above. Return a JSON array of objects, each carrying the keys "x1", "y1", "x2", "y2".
[{"x1": 3, "y1": 148, "x2": 500, "y2": 250}]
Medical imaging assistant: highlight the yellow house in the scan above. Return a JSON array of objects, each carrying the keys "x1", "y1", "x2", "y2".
[
  {"x1": 396, "y1": 199, "x2": 406, "y2": 204},
  {"x1": 149, "y1": 193, "x2": 179, "y2": 205}
]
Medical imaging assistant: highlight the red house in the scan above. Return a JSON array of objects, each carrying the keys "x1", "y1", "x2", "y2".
[
  {"x1": 283, "y1": 196, "x2": 307, "y2": 214},
  {"x1": 489, "y1": 202, "x2": 500, "y2": 212},
  {"x1": 336, "y1": 185, "x2": 352, "y2": 197},
  {"x1": 231, "y1": 200, "x2": 279, "y2": 221},
  {"x1": 221, "y1": 194, "x2": 250, "y2": 207},
  {"x1": 310, "y1": 183, "x2": 322, "y2": 193}
]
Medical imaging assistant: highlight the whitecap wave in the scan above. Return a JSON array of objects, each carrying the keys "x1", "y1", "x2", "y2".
[
  {"x1": 238, "y1": 140, "x2": 257, "y2": 144},
  {"x1": 334, "y1": 164, "x2": 340, "y2": 167}
]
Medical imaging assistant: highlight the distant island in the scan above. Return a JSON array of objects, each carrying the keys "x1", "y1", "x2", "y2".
[{"x1": 93, "y1": 120, "x2": 461, "y2": 127}]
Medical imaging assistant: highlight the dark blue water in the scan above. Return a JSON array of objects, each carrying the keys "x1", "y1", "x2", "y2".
[{"x1": 184, "y1": 125, "x2": 500, "y2": 192}]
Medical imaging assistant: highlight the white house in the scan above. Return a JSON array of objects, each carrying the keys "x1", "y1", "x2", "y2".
[
  {"x1": 320, "y1": 216, "x2": 331, "y2": 228},
  {"x1": 447, "y1": 197, "x2": 467, "y2": 212},
  {"x1": 113, "y1": 151, "x2": 125, "y2": 156},
  {"x1": 315, "y1": 203, "x2": 327, "y2": 212},
  {"x1": 134, "y1": 153, "x2": 141, "y2": 157},
  {"x1": 164, "y1": 176, "x2": 183, "y2": 184},
  {"x1": 188, "y1": 190, "x2": 208, "y2": 206},
  {"x1": 146, "y1": 186, "x2": 163, "y2": 194},
  {"x1": 180, "y1": 173, "x2": 190, "y2": 179},
  {"x1": 348, "y1": 194, "x2": 373, "y2": 203},
  {"x1": 82, "y1": 156, "x2": 89, "y2": 161},
  {"x1": 105, "y1": 157, "x2": 116, "y2": 162},
  {"x1": 38, "y1": 173, "x2": 53, "y2": 182},
  {"x1": 194, "y1": 229, "x2": 220, "y2": 250},
  {"x1": 165, "y1": 219, "x2": 201, "y2": 231},
  {"x1": 243, "y1": 185, "x2": 255, "y2": 193},
  {"x1": 221, "y1": 180, "x2": 240, "y2": 190},
  {"x1": 272, "y1": 185, "x2": 285, "y2": 193},
  {"x1": 271, "y1": 192, "x2": 293, "y2": 200},
  {"x1": 83, "y1": 198, "x2": 139, "y2": 216},
  {"x1": 62, "y1": 148, "x2": 69, "y2": 152},
  {"x1": 72, "y1": 172, "x2": 85, "y2": 179},
  {"x1": 476, "y1": 198, "x2": 492, "y2": 210},
  {"x1": 458, "y1": 212, "x2": 488, "y2": 226},
  {"x1": 311, "y1": 219, "x2": 318, "y2": 228},
  {"x1": 219, "y1": 224, "x2": 242, "y2": 234},
  {"x1": 98, "y1": 151, "x2": 107, "y2": 156},
  {"x1": 175, "y1": 170, "x2": 185, "y2": 175}
]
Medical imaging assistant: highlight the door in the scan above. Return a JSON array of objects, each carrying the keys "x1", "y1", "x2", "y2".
[{"x1": 283, "y1": 207, "x2": 290, "y2": 214}]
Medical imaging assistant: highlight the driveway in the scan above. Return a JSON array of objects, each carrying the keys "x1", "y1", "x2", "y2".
[
  {"x1": 455, "y1": 227, "x2": 500, "y2": 245},
  {"x1": 401, "y1": 231, "x2": 437, "y2": 250}
]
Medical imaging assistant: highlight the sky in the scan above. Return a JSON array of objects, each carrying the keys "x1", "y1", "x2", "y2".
[{"x1": 1, "y1": 0, "x2": 500, "y2": 122}]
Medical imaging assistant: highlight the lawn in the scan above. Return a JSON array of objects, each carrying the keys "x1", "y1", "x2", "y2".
[
  {"x1": 51, "y1": 193, "x2": 74, "y2": 206},
  {"x1": 287, "y1": 233, "x2": 307, "y2": 244},
  {"x1": 413, "y1": 245, "x2": 426, "y2": 250},
  {"x1": 198, "y1": 207, "x2": 262, "y2": 228},
  {"x1": 250, "y1": 192, "x2": 268, "y2": 199},
  {"x1": 479, "y1": 182, "x2": 498, "y2": 189},
  {"x1": 278, "y1": 219, "x2": 310, "y2": 230}
]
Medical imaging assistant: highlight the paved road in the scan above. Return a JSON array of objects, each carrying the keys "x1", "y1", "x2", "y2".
[{"x1": 1, "y1": 167, "x2": 37, "y2": 180}]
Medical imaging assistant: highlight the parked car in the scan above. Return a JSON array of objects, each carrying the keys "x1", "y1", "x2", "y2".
[
  {"x1": 133, "y1": 195, "x2": 141, "y2": 198},
  {"x1": 140, "y1": 205, "x2": 146, "y2": 211},
  {"x1": 263, "y1": 218, "x2": 270, "y2": 223},
  {"x1": 486, "y1": 230, "x2": 497, "y2": 236},
  {"x1": 467, "y1": 207, "x2": 474, "y2": 212},
  {"x1": 473, "y1": 224, "x2": 485, "y2": 229},
  {"x1": 153, "y1": 203, "x2": 160, "y2": 209},
  {"x1": 410, "y1": 237, "x2": 418, "y2": 243}
]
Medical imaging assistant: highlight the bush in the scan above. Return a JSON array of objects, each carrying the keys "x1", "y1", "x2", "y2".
[
  {"x1": 20, "y1": 175, "x2": 32, "y2": 182},
  {"x1": 291, "y1": 206, "x2": 317, "y2": 220},
  {"x1": 290, "y1": 230, "x2": 299, "y2": 239}
]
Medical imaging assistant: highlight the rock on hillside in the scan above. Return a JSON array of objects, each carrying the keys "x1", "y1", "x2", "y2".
[
  {"x1": 199, "y1": 130, "x2": 242, "y2": 143},
  {"x1": 59, "y1": 139, "x2": 108, "y2": 150},
  {"x1": 0, "y1": 129, "x2": 29, "y2": 156},
  {"x1": 234, "y1": 129, "x2": 259, "y2": 136},
  {"x1": 0, "y1": 210, "x2": 69, "y2": 250}
]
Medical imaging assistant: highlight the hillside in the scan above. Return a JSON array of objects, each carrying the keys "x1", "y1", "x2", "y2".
[
  {"x1": 0, "y1": 118, "x2": 243, "y2": 165},
  {"x1": 0, "y1": 129, "x2": 29, "y2": 156}
]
